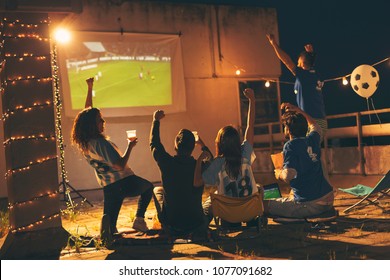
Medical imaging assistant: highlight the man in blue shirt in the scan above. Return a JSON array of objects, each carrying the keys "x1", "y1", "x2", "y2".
[
  {"x1": 266, "y1": 34, "x2": 327, "y2": 138},
  {"x1": 267, "y1": 34, "x2": 330, "y2": 183},
  {"x1": 264, "y1": 103, "x2": 334, "y2": 218}
]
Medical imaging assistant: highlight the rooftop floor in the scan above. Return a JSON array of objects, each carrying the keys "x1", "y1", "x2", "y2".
[{"x1": 57, "y1": 174, "x2": 390, "y2": 260}]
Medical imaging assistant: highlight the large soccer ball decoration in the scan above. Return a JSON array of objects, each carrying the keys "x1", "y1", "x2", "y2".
[{"x1": 350, "y1": 64, "x2": 380, "y2": 98}]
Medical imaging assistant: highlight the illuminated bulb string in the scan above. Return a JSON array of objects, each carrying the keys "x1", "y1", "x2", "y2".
[
  {"x1": 10, "y1": 213, "x2": 61, "y2": 233},
  {"x1": 221, "y1": 55, "x2": 389, "y2": 86},
  {"x1": 1, "y1": 17, "x2": 66, "y2": 233},
  {"x1": 3, "y1": 18, "x2": 49, "y2": 25},
  {"x1": 5, "y1": 156, "x2": 57, "y2": 177},
  {"x1": 8, "y1": 190, "x2": 59, "y2": 209},
  {"x1": 6, "y1": 75, "x2": 52, "y2": 82},
  {"x1": 1, "y1": 101, "x2": 53, "y2": 121},
  {"x1": 2, "y1": 34, "x2": 49, "y2": 41},
  {"x1": 3, "y1": 135, "x2": 56, "y2": 146},
  {"x1": 51, "y1": 43, "x2": 69, "y2": 184},
  {"x1": 5, "y1": 53, "x2": 49, "y2": 58}
]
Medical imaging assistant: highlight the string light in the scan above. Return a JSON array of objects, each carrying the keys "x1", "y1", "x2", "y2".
[
  {"x1": 6, "y1": 76, "x2": 52, "y2": 82},
  {"x1": 265, "y1": 80, "x2": 271, "y2": 87},
  {"x1": 1, "y1": 15, "x2": 66, "y2": 234},
  {"x1": 8, "y1": 191, "x2": 59, "y2": 209},
  {"x1": 3, "y1": 18, "x2": 49, "y2": 25},
  {"x1": 51, "y1": 41, "x2": 69, "y2": 185},
  {"x1": 3, "y1": 134, "x2": 56, "y2": 146},
  {"x1": 5, "y1": 53, "x2": 48, "y2": 58},
  {"x1": 222, "y1": 54, "x2": 388, "y2": 86},
  {"x1": 10, "y1": 213, "x2": 61, "y2": 233},
  {"x1": 3, "y1": 34, "x2": 49, "y2": 41},
  {"x1": 2, "y1": 101, "x2": 53, "y2": 121},
  {"x1": 5, "y1": 156, "x2": 58, "y2": 177}
]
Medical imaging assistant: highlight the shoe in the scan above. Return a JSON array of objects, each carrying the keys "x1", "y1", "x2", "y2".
[
  {"x1": 100, "y1": 214, "x2": 113, "y2": 246},
  {"x1": 132, "y1": 217, "x2": 149, "y2": 232}
]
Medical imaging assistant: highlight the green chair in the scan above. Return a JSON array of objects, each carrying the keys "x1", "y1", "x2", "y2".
[{"x1": 339, "y1": 170, "x2": 390, "y2": 213}]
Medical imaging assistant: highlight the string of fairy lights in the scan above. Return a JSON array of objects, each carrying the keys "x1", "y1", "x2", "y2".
[
  {"x1": 227, "y1": 56, "x2": 389, "y2": 88},
  {"x1": 1, "y1": 17, "x2": 62, "y2": 233},
  {"x1": 51, "y1": 40, "x2": 72, "y2": 195}
]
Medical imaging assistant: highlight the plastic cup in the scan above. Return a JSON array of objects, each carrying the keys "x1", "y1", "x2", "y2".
[
  {"x1": 126, "y1": 130, "x2": 137, "y2": 140},
  {"x1": 192, "y1": 131, "x2": 199, "y2": 141}
]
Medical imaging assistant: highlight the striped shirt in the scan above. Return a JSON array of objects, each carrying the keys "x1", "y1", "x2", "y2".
[{"x1": 84, "y1": 137, "x2": 134, "y2": 187}]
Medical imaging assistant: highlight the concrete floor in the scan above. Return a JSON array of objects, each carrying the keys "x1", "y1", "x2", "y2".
[{"x1": 57, "y1": 174, "x2": 390, "y2": 260}]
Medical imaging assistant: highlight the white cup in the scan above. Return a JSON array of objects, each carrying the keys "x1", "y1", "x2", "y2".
[
  {"x1": 126, "y1": 130, "x2": 137, "y2": 140},
  {"x1": 192, "y1": 131, "x2": 199, "y2": 141}
]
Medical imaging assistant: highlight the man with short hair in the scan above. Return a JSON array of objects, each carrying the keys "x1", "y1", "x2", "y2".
[
  {"x1": 264, "y1": 103, "x2": 334, "y2": 218},
  {"x1": 150, "y1": 110, "x2": 210, "y2": 236}
]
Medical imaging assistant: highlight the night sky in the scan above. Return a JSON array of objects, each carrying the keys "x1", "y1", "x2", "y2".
[
  {"x1": 272, "y1": 0, "x2": 389, "y2": 117},
  {"x1": 158, "y1": 0, "x2": 389, "y2": 117}
]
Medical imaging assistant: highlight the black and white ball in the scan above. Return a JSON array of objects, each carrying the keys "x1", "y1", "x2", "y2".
[{"x1": 350, "y1": 64, "x2": 380, "y2": 98}]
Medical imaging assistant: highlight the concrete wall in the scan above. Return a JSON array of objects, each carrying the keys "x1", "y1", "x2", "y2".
[{"x1": 0, "y1": 0, "x2": 280, "y2": 197}]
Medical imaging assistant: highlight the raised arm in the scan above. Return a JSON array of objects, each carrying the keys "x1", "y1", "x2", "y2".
[
  {"x1": 281, "y1": 102, "x2": 316, "y2": 127},
  {"x1": 84, "y1": 77, "x2": 94, "y2": 108},
  {"x1": 243, "y1": 88, "x2": 256, "y2": 146},
  {"x1": 150, "y1": 110, "x2": 168, "y2": 161},
  {"x1": 266, "y1": 34, "x2": 297, "y2": 76}
]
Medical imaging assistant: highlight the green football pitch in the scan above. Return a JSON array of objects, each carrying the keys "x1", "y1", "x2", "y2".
[
  {"x1": 264, "y1": 188, "x2": 281, "y2": 200},
  {"x1": 68, "y1": 60, "x2": 172, "y2": 109}
]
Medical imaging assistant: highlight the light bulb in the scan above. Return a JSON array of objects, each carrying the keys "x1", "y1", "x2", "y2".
[
  {"x1": 53, "y1": 28, "x2": 71, "y2": 44},
  {"x1": 235, "y1": 69, "x2": 241, "y2": 75},
  {"x1": 342, "y1": 77, "x2": 348, "y2": 85},
  {"x1": 265, "y1": 81, "x2": 270, "y2": 87}
]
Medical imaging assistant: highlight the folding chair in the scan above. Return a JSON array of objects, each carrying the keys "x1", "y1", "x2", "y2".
[
  {"x1": 210, "y1": 192, "x2": 265, "y2": 236},
  {"x1": 339, "y1": 170, "x2": 390, "y2": 213}
]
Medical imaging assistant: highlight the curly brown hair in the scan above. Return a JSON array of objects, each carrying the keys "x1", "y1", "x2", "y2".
[{"x1": 71, "y1": 107, "x2": 104, "y2": 152}]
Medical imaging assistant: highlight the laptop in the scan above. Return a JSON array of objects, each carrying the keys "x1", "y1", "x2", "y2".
[{"x1": 263, "y1": 183, "x2": 282, "y2": 200}]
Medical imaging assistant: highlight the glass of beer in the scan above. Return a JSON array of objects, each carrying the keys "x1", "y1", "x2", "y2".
[{"x1": 126, "y1": 130, "x2": 137, "y2": 141}]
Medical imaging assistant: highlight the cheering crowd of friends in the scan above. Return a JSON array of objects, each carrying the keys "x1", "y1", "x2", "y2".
[{"x1": 71, "y1": 35, "x2": 335, "y2": 241}]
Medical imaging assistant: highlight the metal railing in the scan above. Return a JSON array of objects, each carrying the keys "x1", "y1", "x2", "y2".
[{"x1": 252, "y1": 108, "x2": 390, "y2": 175}]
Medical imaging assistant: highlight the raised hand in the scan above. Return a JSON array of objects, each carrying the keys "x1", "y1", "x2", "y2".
[
  {"x1": 304, "y1": 44, "x2": 314, "y2": 53},
  {"x1": 243, "y1": 88, "x2": 255, "y2": 100},
  {"x1": 266, "y1": 34, "x2": 275, "y2": 45},
  {"x1": 153, "y1": 110, "x2": 165, "y2": 121},
  {"x1": 281, "y1": 102, "x2": 300, "y2": 113},
  {"x1": 86, "y1": 77, "x2": 94, "y2": 87},
  {"x1": 128, "y1": 137, "x2": 138, "y2": 149}
]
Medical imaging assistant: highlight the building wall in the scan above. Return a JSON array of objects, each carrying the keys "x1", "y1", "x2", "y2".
[{"x1": 0, "y1": 0, "x2": 281, "y2": 196}]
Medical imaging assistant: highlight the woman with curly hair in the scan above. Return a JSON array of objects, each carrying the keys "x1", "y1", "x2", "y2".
[{"x1": 71, "y1": 78, "x2": 154, "y2": 240}]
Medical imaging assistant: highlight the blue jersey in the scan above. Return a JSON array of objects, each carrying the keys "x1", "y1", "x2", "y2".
[
  {"x1": 283, "y1": 126, "x2": 332, "y2": 202},
  {"x1": 294, "y1": 68, "x2": 326, "y2": 119}
]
